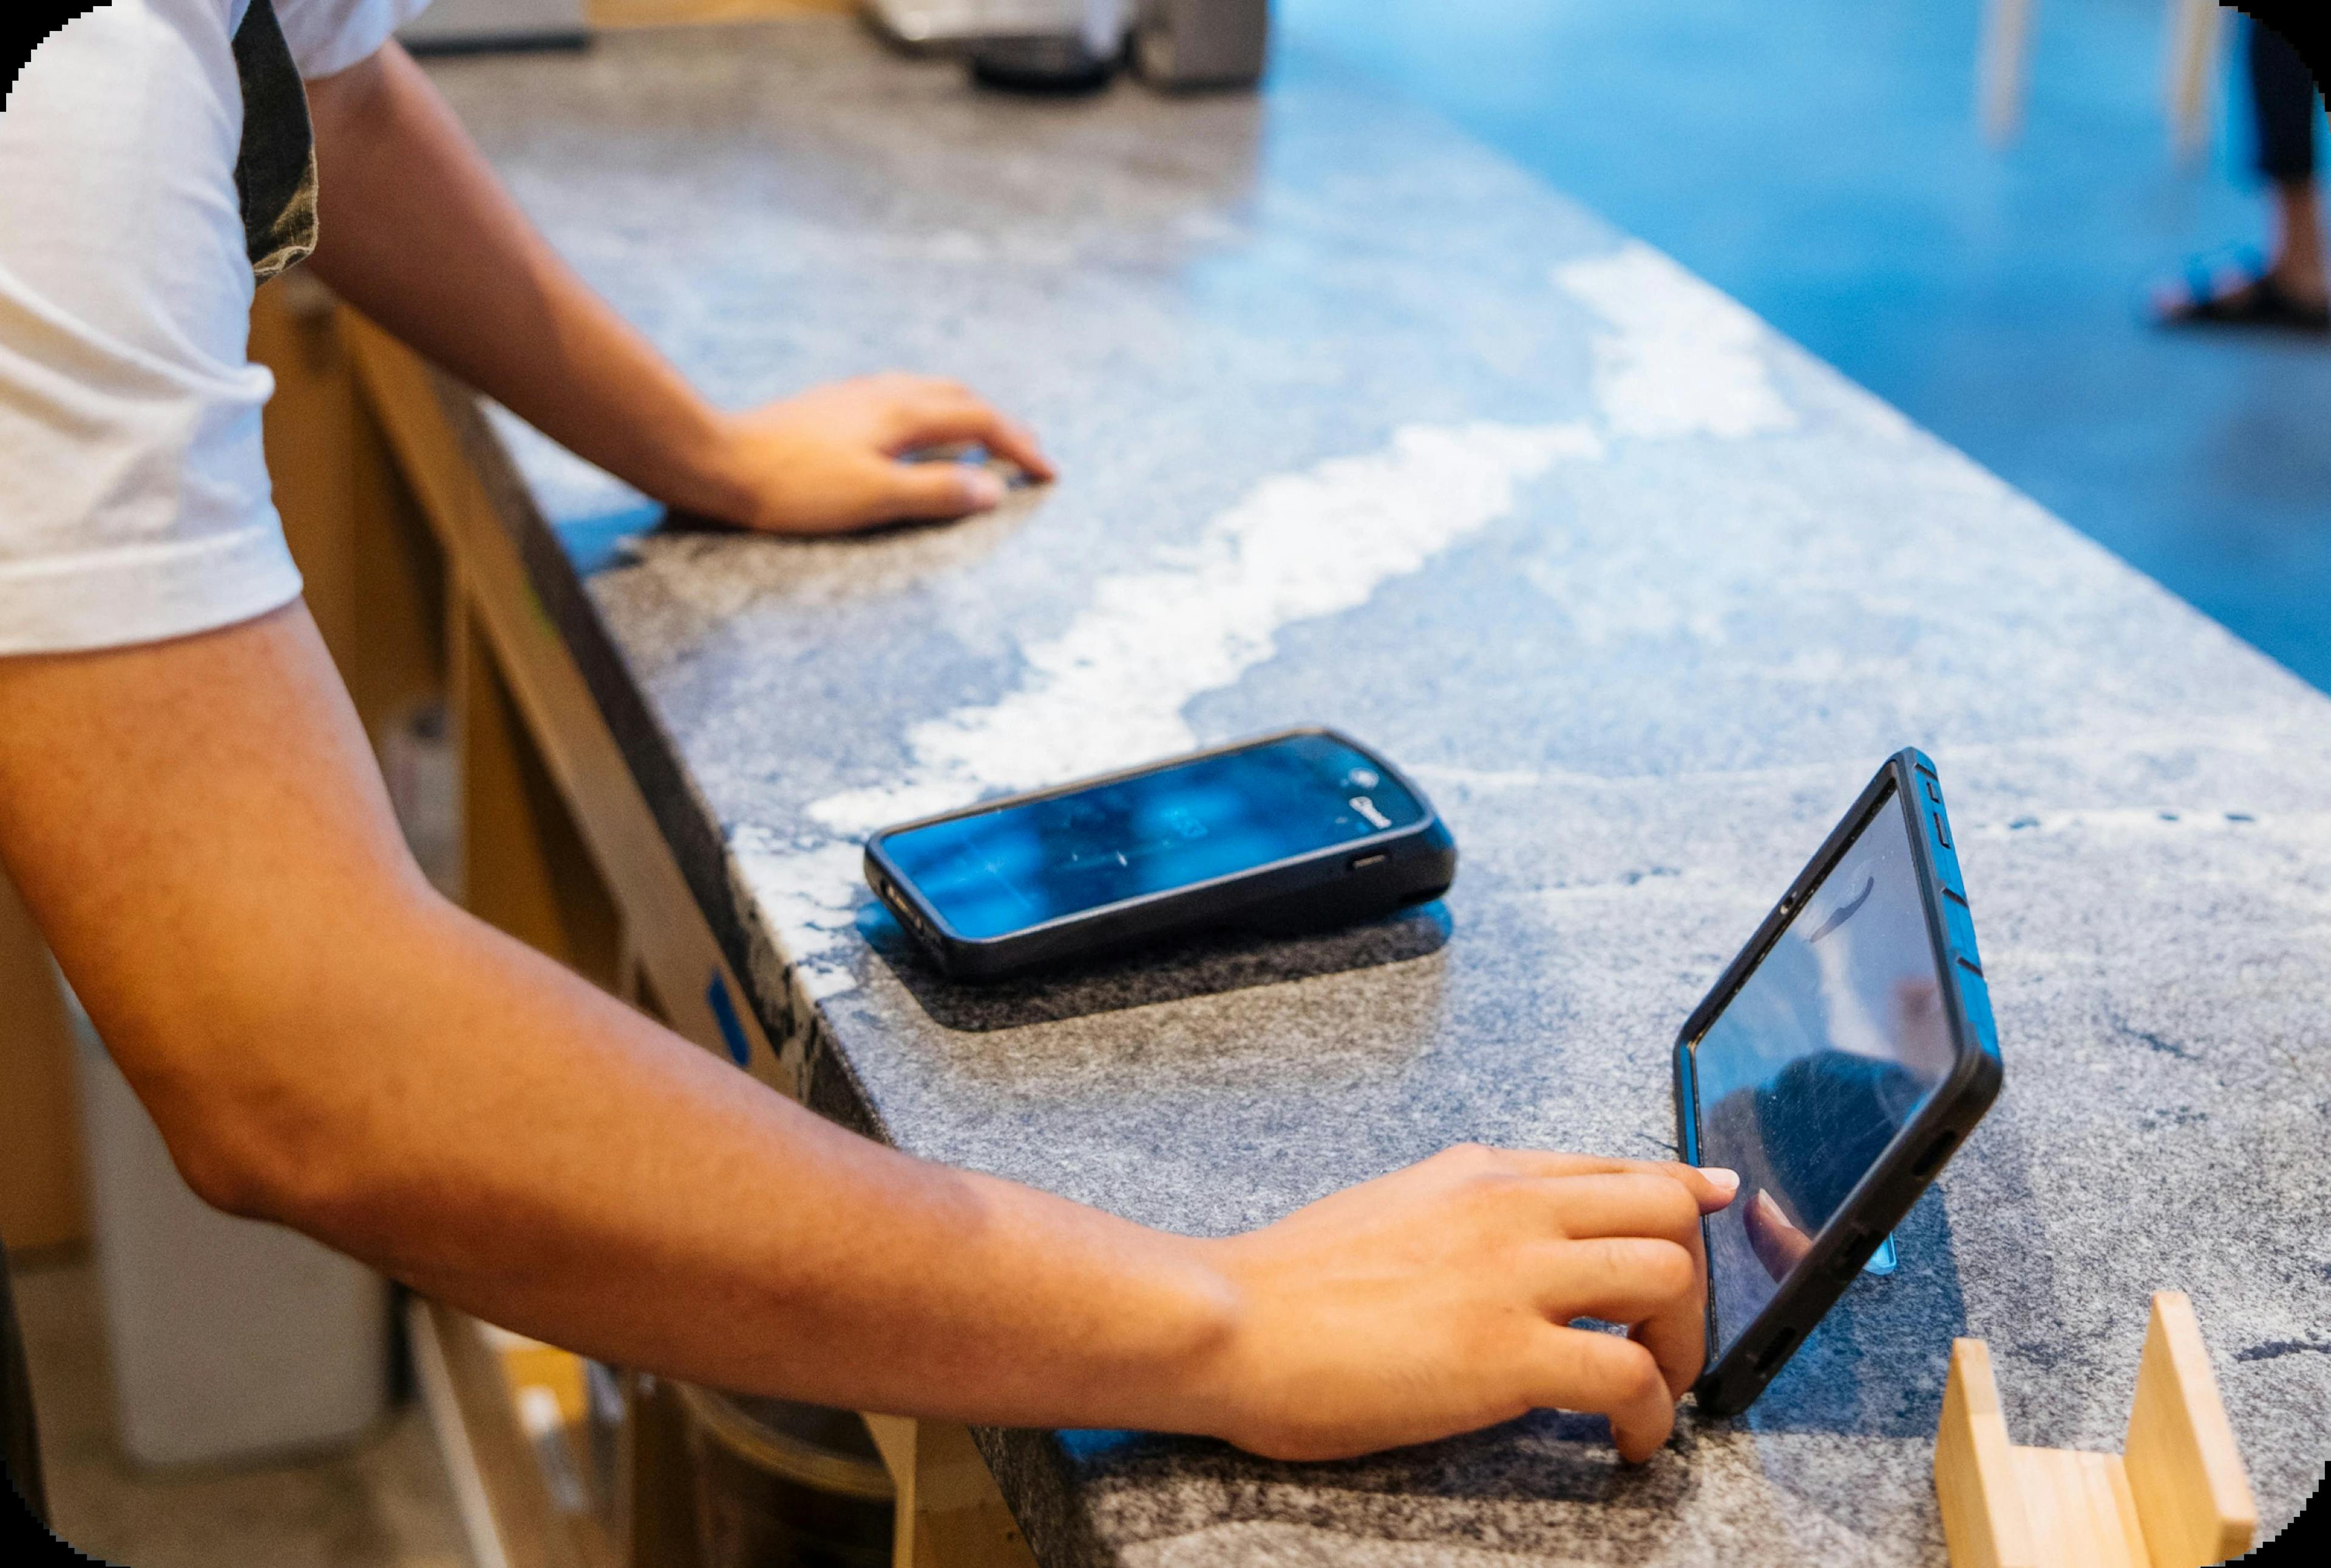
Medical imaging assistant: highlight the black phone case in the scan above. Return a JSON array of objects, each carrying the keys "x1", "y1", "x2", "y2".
[
  {"x1": 1674, "y1": 748, "x2": 2002, "y2": 1418},
  {"x1": 863, "y1": 726, "x2": 1457, "y2": 981}
]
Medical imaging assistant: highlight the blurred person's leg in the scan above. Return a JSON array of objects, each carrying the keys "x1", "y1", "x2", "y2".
[
  {"x1": 2251, "y1": 17, "x2": 2323, "y2": 305},
  {"x1": 2154, "y1": 19, "x2": 2326, "y2": 330}
]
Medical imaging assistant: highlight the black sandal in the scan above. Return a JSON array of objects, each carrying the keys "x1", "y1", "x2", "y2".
[{"x1": 2153, "y1": 251, "x2": 2330, "y2": 333}]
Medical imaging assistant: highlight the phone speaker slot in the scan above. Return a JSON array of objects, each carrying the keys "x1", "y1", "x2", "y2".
[
  {"x1": 1349, "y1": 852, "x2": 1389, "y2": 871},
  {"x1": 1825, "y1": 1230, "x2": 1873, "y2": 1282}
]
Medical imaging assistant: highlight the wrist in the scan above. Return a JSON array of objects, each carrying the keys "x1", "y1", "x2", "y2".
[
  {"x1": 653, "y1": 399, "x2": 756, "y2": 526},
  {"x1": 1124, "y1": 1233, "x2": 1253, "y2": 1442}
]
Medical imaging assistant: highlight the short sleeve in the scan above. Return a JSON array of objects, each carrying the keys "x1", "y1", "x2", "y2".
[
  {"x1": 276, "y1": 0, "x2": 436, "y2": 79},
  {"x1": 0, "y1": 0, "x2": 301, "y2": 657}
]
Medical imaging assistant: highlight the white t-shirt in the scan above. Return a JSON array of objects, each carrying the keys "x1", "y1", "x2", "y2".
[{"x1": 0, "y1": 0, "x2": 429, "y2": 657}]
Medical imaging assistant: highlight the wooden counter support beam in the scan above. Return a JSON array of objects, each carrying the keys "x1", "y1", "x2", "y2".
[
  {"x1": 1935, "y1": 1292, "x2": 2254, "y2": 1568},
  {"x1": 411, "y1": 1297, "x2": 619, "y2": 1568},
  {"x1": 336, "y1": 308, "x2": 791, "y2": 1095},
  {"x1": 865, "y1": 1415, "x2": 1041, "y2": 1568}
]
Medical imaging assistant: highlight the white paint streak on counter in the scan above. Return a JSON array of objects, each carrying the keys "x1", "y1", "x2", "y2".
[{"x1": 1555, "y1": 240, "x2": 1797, "y2": 441}]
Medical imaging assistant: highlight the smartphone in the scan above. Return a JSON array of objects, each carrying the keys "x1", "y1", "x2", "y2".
[
  {"x1": 1674, "y1": 748, "x2": 2002, "y2": 1417},
  {"x1": 864, "y1": 727, "x2": 1457, "y2": 980}
]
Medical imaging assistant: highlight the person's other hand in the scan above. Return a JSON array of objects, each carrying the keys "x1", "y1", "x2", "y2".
[
  {"x1": 1188, "y1": 1146, "x2": 1739, "y2": 1464},
  {"x1": 698, "y1": 373, "x2": 1054, "y2": 535}
]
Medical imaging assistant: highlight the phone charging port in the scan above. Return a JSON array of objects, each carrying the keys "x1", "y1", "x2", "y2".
[{"x1": 1349, "y1": 852, "x2": 1389, "y2": 872}]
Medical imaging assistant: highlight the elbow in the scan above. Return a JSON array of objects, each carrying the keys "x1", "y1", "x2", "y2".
[
  {"x1": 154, "y1": 1078, "x2": 387, "y2": 1243},
  {"x1": 125, "y1": 894, "x2": 455, "y2": 1246},
  {"x1": 165, "y1": 1116, "x2": 296, "y2": 1224}
]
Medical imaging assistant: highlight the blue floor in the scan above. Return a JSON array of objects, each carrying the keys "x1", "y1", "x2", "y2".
[{"x1": 1279, "y1": 0, "x2": 2331, "y2": 690}]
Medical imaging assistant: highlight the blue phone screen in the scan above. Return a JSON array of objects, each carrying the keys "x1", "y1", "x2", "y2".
[
  {"x1": 879, "y1": 734, "x2": 1423, "y2": 940},
  {"x1": 1691, "y1": 784, "x2": 1955, "y2": 1361}
]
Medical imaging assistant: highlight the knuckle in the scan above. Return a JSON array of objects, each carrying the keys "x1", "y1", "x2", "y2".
[
  {"x1": 1642, "y1": 1239, "x2": 1697, "y2": 1298},
  {"x1": 1652, "y1": 1179, "x2": 1700, "y2": 1233},
  {"x1": 1611, "y1": 1341, "x2": 1668, "y2": 1402},
  {"x1": 1464, "y1": 1302, "x2": 1542, "y2": 1363}
]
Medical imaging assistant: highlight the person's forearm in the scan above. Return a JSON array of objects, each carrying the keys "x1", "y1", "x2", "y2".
[
  {"x1": 0, "y1": 607, "x2": 1232, "y2": 1433},
  {"x1": 299, "y1": 41, "x2": 1054, "y2": 537},
  {"x1": 2, "y1": 608, "x2": 1730, "y2": 1461},
  {"x1": 300, "y1": 44, "x2": 750, "y2": 521},
  {"x1": 302, "y1": 898, "x2": 1237, "y2": 1430}
]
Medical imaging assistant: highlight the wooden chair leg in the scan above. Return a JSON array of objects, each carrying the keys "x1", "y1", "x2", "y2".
[
  {"x1": 1980, "y1": 0, "x2": 2037, "y2": 145},
  {"x1": 2165, "y1": 0, "x2": 2224, "y2": 163}
]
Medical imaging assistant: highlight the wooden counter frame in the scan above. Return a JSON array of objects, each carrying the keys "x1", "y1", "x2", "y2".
[{"x1": 252, "y1": 279, "x2": 1035, "y2": 1568}]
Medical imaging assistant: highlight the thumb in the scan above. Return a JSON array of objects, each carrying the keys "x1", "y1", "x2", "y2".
[{"x1": 878, "y1": 461, "x2": 1006, "y2": 522}]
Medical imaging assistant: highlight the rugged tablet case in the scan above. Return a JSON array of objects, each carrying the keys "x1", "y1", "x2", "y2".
[{"x1": 1675, "y1": 747, "x2": 2003, "y2": 1418}]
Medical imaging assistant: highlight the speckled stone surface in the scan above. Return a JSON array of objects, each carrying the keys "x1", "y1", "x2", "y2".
[{"x1": 417, "y1": 19, "x2": 2328, "y2": 1563}]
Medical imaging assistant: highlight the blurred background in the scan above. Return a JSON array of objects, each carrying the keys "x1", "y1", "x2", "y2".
[
  {"x1": 4, "y1": 3, "x2": 2321, "y2": 1567},
  {"x1": 1281, "y1": 0, "x2": 2331, "y2": 692}
]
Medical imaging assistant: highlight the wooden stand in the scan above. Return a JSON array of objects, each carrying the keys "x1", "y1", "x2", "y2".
[{"x1": 1935, "y1": 1292, "x2": 2256, "y2": 1568}]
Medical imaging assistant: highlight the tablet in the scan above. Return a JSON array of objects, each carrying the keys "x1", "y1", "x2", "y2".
[{"x1": 1674, "y1": 749, "x2": 2003, "y2": 1416}]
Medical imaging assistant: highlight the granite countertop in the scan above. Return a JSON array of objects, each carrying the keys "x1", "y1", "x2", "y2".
[{"x1": 417, "y1": 19, "x2": 2327, "y2": 1563}]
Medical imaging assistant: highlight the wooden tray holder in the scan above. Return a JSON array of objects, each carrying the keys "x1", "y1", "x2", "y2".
[{"x1": 1935, "y1": 1292, "x2": 2256, "y2": 1568}]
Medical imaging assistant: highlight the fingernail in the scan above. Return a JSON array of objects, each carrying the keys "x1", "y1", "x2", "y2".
[
  {"x1": 962, "y1": 469, "x2": 1005, "y2": 509},
  {"x1": 1700, "y1": 1168, "x2": 1740, "y2": 1201}
]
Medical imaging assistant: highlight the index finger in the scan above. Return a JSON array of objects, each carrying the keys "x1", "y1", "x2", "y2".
[
  {"x1": 884, "y1": 390, "x2": 1056, "y2": 481},
  {"x1": 1494, "y1": 1150, "x2": 1740, "y2": 1213},
  {"x1": 1501, "y1": 1153, "x2": 1716, "y2": 1400},
  {"x1": 1523, "y1": 1172, "x2": 1710, "y2": 1400}
]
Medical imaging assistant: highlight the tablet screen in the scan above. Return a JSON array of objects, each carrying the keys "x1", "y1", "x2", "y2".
[{"x1": 1689, "y1": 783, "x2": 1955, "y2": 1361}]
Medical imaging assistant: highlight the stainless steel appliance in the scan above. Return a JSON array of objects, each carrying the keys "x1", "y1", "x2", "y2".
[
  {"x1": 399, "y1": 0, "x2": 588, "y2": 53},
  {"x1": 864, "y1": 1, "x2": 1087, "y2": 50},
  {"x1": 1132, "y1": 0, "x2": 1268, "y2": 89}
]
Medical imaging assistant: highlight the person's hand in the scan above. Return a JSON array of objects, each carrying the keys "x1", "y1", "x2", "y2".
[
  {"x1": 1184, "y1": 1146, "x2": 1739, "y2": 1464},
  {"x1": 693, "y1": 373, "x2": 1054, "y2": 535}
]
